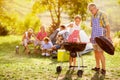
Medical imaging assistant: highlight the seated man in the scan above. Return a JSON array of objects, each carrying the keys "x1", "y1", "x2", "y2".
[
  {"x1": 52, "y1": 25, "x2": 69, "y2": 52},
  {"x1": 22, "y1": 28, "x2": 35, "y2": 54},
  {"x1": 41, "y1": 37, "x2": 53, "y2": 56}
]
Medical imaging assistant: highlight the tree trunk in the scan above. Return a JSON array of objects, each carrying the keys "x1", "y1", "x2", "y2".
[{"x1": 57, "y1": 0, "x2": 61, "y2": 27}]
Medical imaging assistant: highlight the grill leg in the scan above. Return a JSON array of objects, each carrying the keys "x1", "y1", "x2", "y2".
[
  {"x1": 80, "y1": 53, "x2": 84, "y2": 70},
  {"x1": 77, "y1": 52, "x2": 80, "y2": 70}
]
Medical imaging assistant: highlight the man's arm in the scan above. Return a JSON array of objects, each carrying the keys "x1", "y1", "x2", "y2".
[
  {"x1": 105, "y1": 25, "x2": 112, "y2": 41},
  {"x1": 102, "y1": 13, "x2": 112, "y2": 41}
]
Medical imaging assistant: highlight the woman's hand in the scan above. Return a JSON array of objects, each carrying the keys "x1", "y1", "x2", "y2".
[{"x1": 68, "y1": 22, "x2": 74, "y2": 28}]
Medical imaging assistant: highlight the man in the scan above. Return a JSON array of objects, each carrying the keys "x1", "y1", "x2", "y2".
[
  {"x1": 53, "y1": 25, "x2": 69, "y2": 50},
  {"x1": 88, "y1": 3, "x2": 111, "y2": 75}
]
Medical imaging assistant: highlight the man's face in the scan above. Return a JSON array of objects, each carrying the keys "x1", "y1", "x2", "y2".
[
  {"x1": 75, "y1": 18, "x2": 81, "y2": 25},
  {"x1": 89, "y1": 6, "x2": 97, "y2": 15}
]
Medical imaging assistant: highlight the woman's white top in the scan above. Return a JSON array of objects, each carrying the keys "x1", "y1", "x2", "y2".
[{"x1": 67, "y1": 22, "x2": 81, "y2": 34}]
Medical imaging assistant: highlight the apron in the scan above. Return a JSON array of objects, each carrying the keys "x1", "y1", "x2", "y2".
[
  {"x1": 67, "y1": 30, "x2": 79, "y2": 42},
  {"x1": 67, "y1": 22, "x2": 81, "y2": 42},
  {"x1": 91, "y1": 15, "x2": 105, "y2": 44}
]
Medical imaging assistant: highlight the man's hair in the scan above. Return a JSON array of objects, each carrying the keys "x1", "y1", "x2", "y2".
[
  {"x1": 44, "y1": 37, "x2": 50, "y2": 42},
  {"x1": 74, "y1": 15, "x2": 81, "y2": 20},
  {"x1": 60, "y1": 25, "x2": 66, "y2": 29},
  {"x1": 88, "y1": 3, "x2": 97, "y2": 9}
]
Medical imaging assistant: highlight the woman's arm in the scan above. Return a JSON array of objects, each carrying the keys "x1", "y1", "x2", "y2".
[
  {"x1": 78, "y1": 34, "x2": 81, "y2": 42},
  {"x1": 67, "y1": 22, "x2": 74, "y2": 28},
  {"x1": 22, "y1": 34, "x2": 25, "y2": 41}
]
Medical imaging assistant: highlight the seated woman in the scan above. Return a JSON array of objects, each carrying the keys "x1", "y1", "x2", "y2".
[
  {"x1": 52, "y1": 25, "x2": 69, "y2": 52},
  {"x1": 41, "y1": 37, "x2": 53, "y2": 56},
  {"x1": 34, "y1": 25, "x2": 47, "y2": 50},
  {"x1": 22, "y1": 28, "x2": 35, "y2": 54}
]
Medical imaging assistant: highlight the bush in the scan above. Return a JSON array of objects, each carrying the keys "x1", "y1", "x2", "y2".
[
  {"x1": 114, "y1": 31, "x2": 120, "y2": 38},
  {"x1": 0, "y1": 23, "x2": 9, "y2": 36},
  {"x1": 81, "y1": 22, "x2": 91, "y2": 35},
  {"x1": 113, "y1": 31, "x2": 120, "y2": 51},
  {"x1": 113, "y1": 37, "x2": 120, "y2": 51},
  {"x1": 14, "y1": 13, "x2": 41, "y2": 35}
]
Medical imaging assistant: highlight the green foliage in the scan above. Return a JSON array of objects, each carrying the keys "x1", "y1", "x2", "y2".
[
  {"x1": 63, "y1": 0, "x2": 92, "y2": 20},
  {"x1": 81, "y1": 22, "x2": 91, "y2": 35},
  {"x1": 40, "y1": 0, "x2": 92, "y2": 35},
  {"x1": 22, "y1": 13, "x2": 41, "y2": 33},
  {"x1": 32, "y1": 1, "x2": 47, "y2": 14},
  {"x1": 0, "y1": 0, "x2": 93, "y2": 35},
  {"x1": 0, "y1": 35, "x2": 120, "y2": 79},
  {"x1": 114, "y1": 31, "x2": 120, "y2": 38},
  {"x1": 0, "y1": 12, "x2": 19, "y2": 34},
  {"x1": 118, "y1": 0, "x2": 120, "y2": 4},
  {"x1": 113, "y1": 31, "x2": 120, "y2": 51},
  {"x1": 0, "y1": 0, "x2": 44, "y2": 35},
  {"x1": 41, "y1": 0, "x2": 64, "y2": 34},
  {"x1": 0, "y1": 23, "x2": 9, "y2": 36}
]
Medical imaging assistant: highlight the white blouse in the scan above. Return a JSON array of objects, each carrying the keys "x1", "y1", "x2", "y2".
[{"x1": 67, "y1": 22, "x2": 81, "y2": 34}]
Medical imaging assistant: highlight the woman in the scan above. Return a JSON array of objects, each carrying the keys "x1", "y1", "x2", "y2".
[
  {"x1": 67, "y1": 15, "x2": 82, "y2": 68},
  {"x1": 34, "y1": 25, "x2": 47, "y2": 51},
  {"x1": 22, "y1": 28, "x2": 35, "y2": 54}
]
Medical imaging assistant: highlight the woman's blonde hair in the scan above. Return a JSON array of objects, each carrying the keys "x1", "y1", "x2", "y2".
[{"x1": 28, "y1": 28, "x2": 33, "y2": 33}]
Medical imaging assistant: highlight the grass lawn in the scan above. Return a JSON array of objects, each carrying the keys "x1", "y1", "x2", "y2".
[{"x1": 0, "y1": 35, "x2": 120, "y2": 80}]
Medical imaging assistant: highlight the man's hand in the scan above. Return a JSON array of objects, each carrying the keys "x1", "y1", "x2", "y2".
[{"x1": 107, "y1": 36, "x2": 112, "y2": 43}]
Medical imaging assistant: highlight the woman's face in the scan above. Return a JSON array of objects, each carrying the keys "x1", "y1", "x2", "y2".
[
  {"x1": 40, "y1": 27, "x2": 45, "y2": 32},
  {"x1": 75, "y1": 18, "x2": 81, "y2": 25}
]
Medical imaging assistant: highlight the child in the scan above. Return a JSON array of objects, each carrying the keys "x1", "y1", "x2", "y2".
[
  {"x1": 56, "y1": 35, "x2": 64, "y2": 45},
  {"x1": 22, "y1": 28, "x2": 35, "y2": 54},
  {"x1": 41, "y1": 37, "x2": 53, "y2": 56}
]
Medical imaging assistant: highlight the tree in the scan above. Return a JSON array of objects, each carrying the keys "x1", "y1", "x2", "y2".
[
  {"x1": 40, "y1": 0, "x2": 64, "y2": 35},
  {"x1": 118, "y1": 0, "x2": 120, "y2": 4},
  {"x1": 39, "y1": 0, "x2": 92, "y2": 35},
  {"x1": 63, "y1": 0, "x2": 92, "y2": 20},
  {"x1": 0, "y1": 0, "x2": 41, "y2": 34}
]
